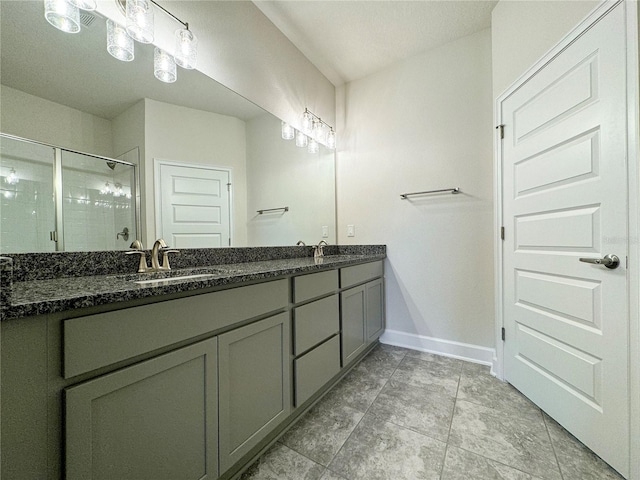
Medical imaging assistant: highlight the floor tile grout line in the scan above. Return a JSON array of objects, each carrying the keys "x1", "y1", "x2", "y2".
[
  {"x1": 439, "y1": 361, "x2": 464, "y2": 479},
  {"x1": 542, "y1": 411, "x2": 567, "y2": 480},
  {"x1": 319, "y1": 347, "x2": 408, "y2": 479}
]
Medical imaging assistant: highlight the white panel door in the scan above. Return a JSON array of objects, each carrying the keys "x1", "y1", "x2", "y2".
[
  {"x1": 156, "y1": 161, "x2": 230, "y2": 248},
  {"x1": 501, "y1": 4, "x2": 629, "y2": 476}
]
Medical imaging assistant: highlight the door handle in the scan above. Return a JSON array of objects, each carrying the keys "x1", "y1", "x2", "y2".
[{"x1": 579, "y1": 254, "x2": 620, "y2": 269}]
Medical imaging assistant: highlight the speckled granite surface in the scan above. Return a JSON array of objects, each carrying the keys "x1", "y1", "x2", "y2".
[{"x1": 1, "y1": 246, "x2": 386, "y2": 320}]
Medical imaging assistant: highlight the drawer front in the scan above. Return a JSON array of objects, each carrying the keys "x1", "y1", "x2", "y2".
[
  {"x1": 64, "y1": 279, "x2": 288, "y2": 379},
  {"x1": 293, "y1": 270, "x2": 339, "y2": 303},
  {"x1": 294, "y1": 335, "x2": 341, "y2": 407},
  {"x1": 293, "y1": 294, "x2": 339, "y2": 355},
  {"x1": 340, "y1": 261, "x2": 383, "y2": 289}
]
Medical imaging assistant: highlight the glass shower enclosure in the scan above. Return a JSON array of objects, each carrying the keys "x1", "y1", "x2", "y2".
[{"x1": 0, "y1": 134, "x2": 139, "y2": 253}]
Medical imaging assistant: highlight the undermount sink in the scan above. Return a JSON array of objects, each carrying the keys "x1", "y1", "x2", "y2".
[{"x1": 133, "y1": 273, "x2": 217, "y2": 285}]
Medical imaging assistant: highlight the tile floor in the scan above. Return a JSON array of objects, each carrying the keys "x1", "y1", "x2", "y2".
[{"x1": 240, "y1": 343, "x2": 625, "y2": 480}]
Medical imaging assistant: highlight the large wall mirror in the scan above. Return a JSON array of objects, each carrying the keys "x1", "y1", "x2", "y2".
[{"x1": 0, "y1": 1, "x2": 336, "y2": 253}]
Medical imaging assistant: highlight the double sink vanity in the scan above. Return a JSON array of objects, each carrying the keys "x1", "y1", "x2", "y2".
[{"x1": 0, "y1": 245, "x2": 386, "y2": 480}]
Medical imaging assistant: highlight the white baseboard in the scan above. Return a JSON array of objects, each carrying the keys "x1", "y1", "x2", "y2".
[{"x1": 380, "y1": 329, "x2": 497, "y2": 372}]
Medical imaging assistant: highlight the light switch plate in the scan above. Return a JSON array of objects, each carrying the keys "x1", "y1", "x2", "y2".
[
  {"x1": 322, "y1": 226, "x2": 329, "y2": 238},
  {"x1": 347, "y1": 225, "x2": 355, "y2": 237}
]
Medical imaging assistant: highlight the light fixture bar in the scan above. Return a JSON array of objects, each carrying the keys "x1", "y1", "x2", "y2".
[
  {"x1": 302, "y1": 108, "x2": 334, "y2": 137},
  {"x1": 149, "y1": 0, "x2": 188, "y2": 30}
]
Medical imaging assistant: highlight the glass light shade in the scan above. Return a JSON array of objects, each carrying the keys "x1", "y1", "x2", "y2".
[
  {"x1": 295, "y1": 130, "x2": 308, "y2": 148},
  {"x1": 301, "y1": 111, "x2": 313, "y2": 134},
  {"x1": 107, "y1": 19, "x2": 134, "y2": 62},
  {"x1": 174, "y1": 28, "x2": 198, "y2": 69},
  {"x1": 308, "y1": 138, "x2": 319, "y2": 154},
  {"x1": 100, "y1": 182, "x2": 112, "y2": 195},
  {"x1": 312, "y1": 120, "x2": 325, "y2": 143},
  {"x1": 44, "y1": 0, "x2": 81, "y2": 33},
  {"x1": 5, "y1": 168, "x2": 19, "y2": 185},
  {"x1": 126, "y1": 0, "x2": 154, "y2": 44},
  {"x1": 154, "y1": 48, "x2": 177, "y2": 83},
  {"x1": 69, "y1": 0, "x2": 96, "y2": 11},
  {"x1": 281, "y1": 122, "x2": 295, "y2": 140},
  {"x1": 326, "y1": 129, "x2": 336, "y2": 150}
]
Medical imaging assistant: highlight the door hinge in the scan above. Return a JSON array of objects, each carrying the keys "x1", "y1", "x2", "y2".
[
  {"x1": 501, "y1": 327, "x2": 506, "y2": 341},
  {"x1": 496, "y1": 124, "x2": 505, "y2": 139},
  {"x1": 227, "y1": 183, "x2": 231, "y2": 192},
  {"x1": 49, "y1": 231, "x2": 58, "y2": 242},
  {"x1": 228, "y1": 238, "x2": 231, "y2": 246},
  {"x1": 500, "y1": 226, "x2": 505, "y2": 240}
]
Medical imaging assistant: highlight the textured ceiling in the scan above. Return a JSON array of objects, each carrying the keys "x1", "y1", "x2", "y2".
[{"x1": 254, "y1": 0, "x2": 497, "y2": 86}]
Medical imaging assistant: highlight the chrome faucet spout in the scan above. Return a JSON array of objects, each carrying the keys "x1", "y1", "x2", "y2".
[{"x1": 314, "y1": 240, "x2": 328, "y2": 259}]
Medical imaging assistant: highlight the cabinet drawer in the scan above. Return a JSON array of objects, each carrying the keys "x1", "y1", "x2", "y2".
[
  {"x1": 293, "y1": 294, "x2": 339, "y2": 355},
  {"x1": 293, "y1": 270, "x2": 338, "y2": 303},
  {"x1": 64, "y1": 279, "x2": 288, "y2": 379},
  {"x1": 294, "y1": 335, "x2": 341, "y2": 407},
  {"x1": 340, "y1": 261, "x2": 383, "y2": 289}
]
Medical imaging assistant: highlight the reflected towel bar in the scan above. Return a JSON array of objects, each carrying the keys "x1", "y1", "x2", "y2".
[
  {"x1": 257, "y1": 206, "x2": 289, "y2": 214},
  {"x1": 400, "y1": 188, "x2": 460, "y2": 199}
]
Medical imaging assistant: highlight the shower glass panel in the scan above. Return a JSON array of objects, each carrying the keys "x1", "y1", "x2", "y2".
[
  {"x1": 0, "y1": 133, "x2": 138, "y2": 253},
  {"x1": 60, "y1": 151, "x2": 137, "y2": 252},
  {"x1": 0, "y1": 136, "x2": 56, "y2": 254}
]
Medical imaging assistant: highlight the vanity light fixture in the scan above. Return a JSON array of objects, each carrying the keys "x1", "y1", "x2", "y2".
[
  {"x1": 69, "y1": 0, "x2": 96, "y2": 11},
  {"x1": 100, "y1": 181, "x2": 112, "y2": 195},
  {"x1": 281, "y1": 109, "x2": 336, "y2": 152},
  {"x1": 125, "y1": 0, "x2": 154, "y2": 43},
  {"x1": 326, "y1": 128, "x2": 336, "y2": 150},
  {"x1": 4, "y1": 168, "x2": 19, "y2": 186},
  {"x1": 308, "y1": 138, "x2": 319, "y2": 154},
  {"x1": 107, "y1": 19, "x2": 134, "y2": 61},
  {"x1": 174, "y1": 27, "x2": 197, "y2": 69},
  {"x1": 154, "y1": 47, "x2": 177, "y2": 83},
  {"x1": 281, "y1": 121, "x2": 295, "y2": 140},
  {"x1": 44, "y1": 0, "x2": 81, "y2": 33},
  {"x1": 295, "y1": 130, "x2": 308, "y2": 148}
]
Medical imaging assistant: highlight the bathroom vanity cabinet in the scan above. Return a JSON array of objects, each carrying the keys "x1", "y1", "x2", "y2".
[{"x1": 1, "y1": 259, "x2": 384, "y2": 480}]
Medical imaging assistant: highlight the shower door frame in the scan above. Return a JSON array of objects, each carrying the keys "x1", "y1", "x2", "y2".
[{"x1": 0, "y1": 133, "x2": 141, "y2": 252}]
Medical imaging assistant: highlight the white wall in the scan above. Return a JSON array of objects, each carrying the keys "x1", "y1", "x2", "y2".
[
  {"x1": 143, "y1": 99, "x2": 248, "y2": 247},
  {"x1": 491, "y1": 0, "x2": 599, "y2": 98},
  {"x1": 0, "y1": 85, "x2": 113, "y2": 157},
  {"x1": 337, "y1": 29, "x2": 494, "y2": 357},
  {"x1": 245, "y1": 113, "x2": 336, "y2": 246}
]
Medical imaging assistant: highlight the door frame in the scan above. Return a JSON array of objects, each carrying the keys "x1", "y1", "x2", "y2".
[
  {"x1": 153, "y1": 158, "x2": 234, "y2": 247},
  {"x1": 493, "y1": 1, "x2": 639, "y2": 478}
]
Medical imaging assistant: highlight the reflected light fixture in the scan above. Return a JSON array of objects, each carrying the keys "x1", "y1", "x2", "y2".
[
  {"x1": 295, "y1": 130, "x2": 308, "y2": 148},
  {"x1": 44, "y1": 0, "x2": 81, "y2": 33},
  {"x1": 68, "y1": 0, "x2": 96, "y2": 11},
  {"x1": 4, "y1": 168, "x2": 19, "y2": 185},
  {"x1": 326, "y1": 129, "x2": 336, "y2": 150},
  {"x1": 174, "y1": 27, "x2": 198, "y2": 69},
  {"x1": 154, "y1": 47, "x2": 177, "y2": 83},
  {"x1": 107, "y1": 19, "x2": 134, "y2": 61},
  {"x1": 308, "y1": 138, "x2": 319, "y2": 154},
  {"x1": 281, "y1": 121, "x2": 295, "y2": 140},
  {"x1": 126, "y1": 0, "x2": 154, "y2": 44},
  {"x1": 100, "y1": 182, "x2": 112, "y2": 195}
]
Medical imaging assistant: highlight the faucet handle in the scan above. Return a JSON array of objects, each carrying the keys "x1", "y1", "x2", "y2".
[
  {"x1": 160, "y1": 249, "x2": 180, "y2": 270},
  {"x1": 125, "y1": 250, "x2": 149, "y2": 273}
]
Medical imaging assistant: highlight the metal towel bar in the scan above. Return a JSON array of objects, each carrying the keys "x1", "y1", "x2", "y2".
[
  {"x1": 400, "y1": 187, "x2": 460, "y2": 199},
  {"x1": 257, "y1": 206, "x2": 289, "y2": 214}
]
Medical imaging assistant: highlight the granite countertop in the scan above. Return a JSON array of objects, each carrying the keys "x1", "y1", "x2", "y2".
[{"x1": 3, "y1": 253, "x2": 386, "y2": 320}]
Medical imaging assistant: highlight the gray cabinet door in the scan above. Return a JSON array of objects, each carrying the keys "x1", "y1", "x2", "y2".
[
  {"x1": 366, "y1": 278, "x2": 385, "y2": 344},
  {"x1": 65, "y1": 338, "x2": 218, "y2": 480},
  {"x1": 340, "y1": 285, "x2": 367, "y2": 366},
  {"x1": 218, "y1": 312, "x2": 291, "y2": 473}
]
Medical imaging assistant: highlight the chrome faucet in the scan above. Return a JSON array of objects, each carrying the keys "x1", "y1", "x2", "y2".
[
  {"x1": 314, "y1": 240, "x2": 328, "y2": 259},
  {"x1": 151, "y1": 238, "x2": 180, "y2": 271},
  {"x1": 296, "y1": 240, "x2": 306, "y2": 246}
]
